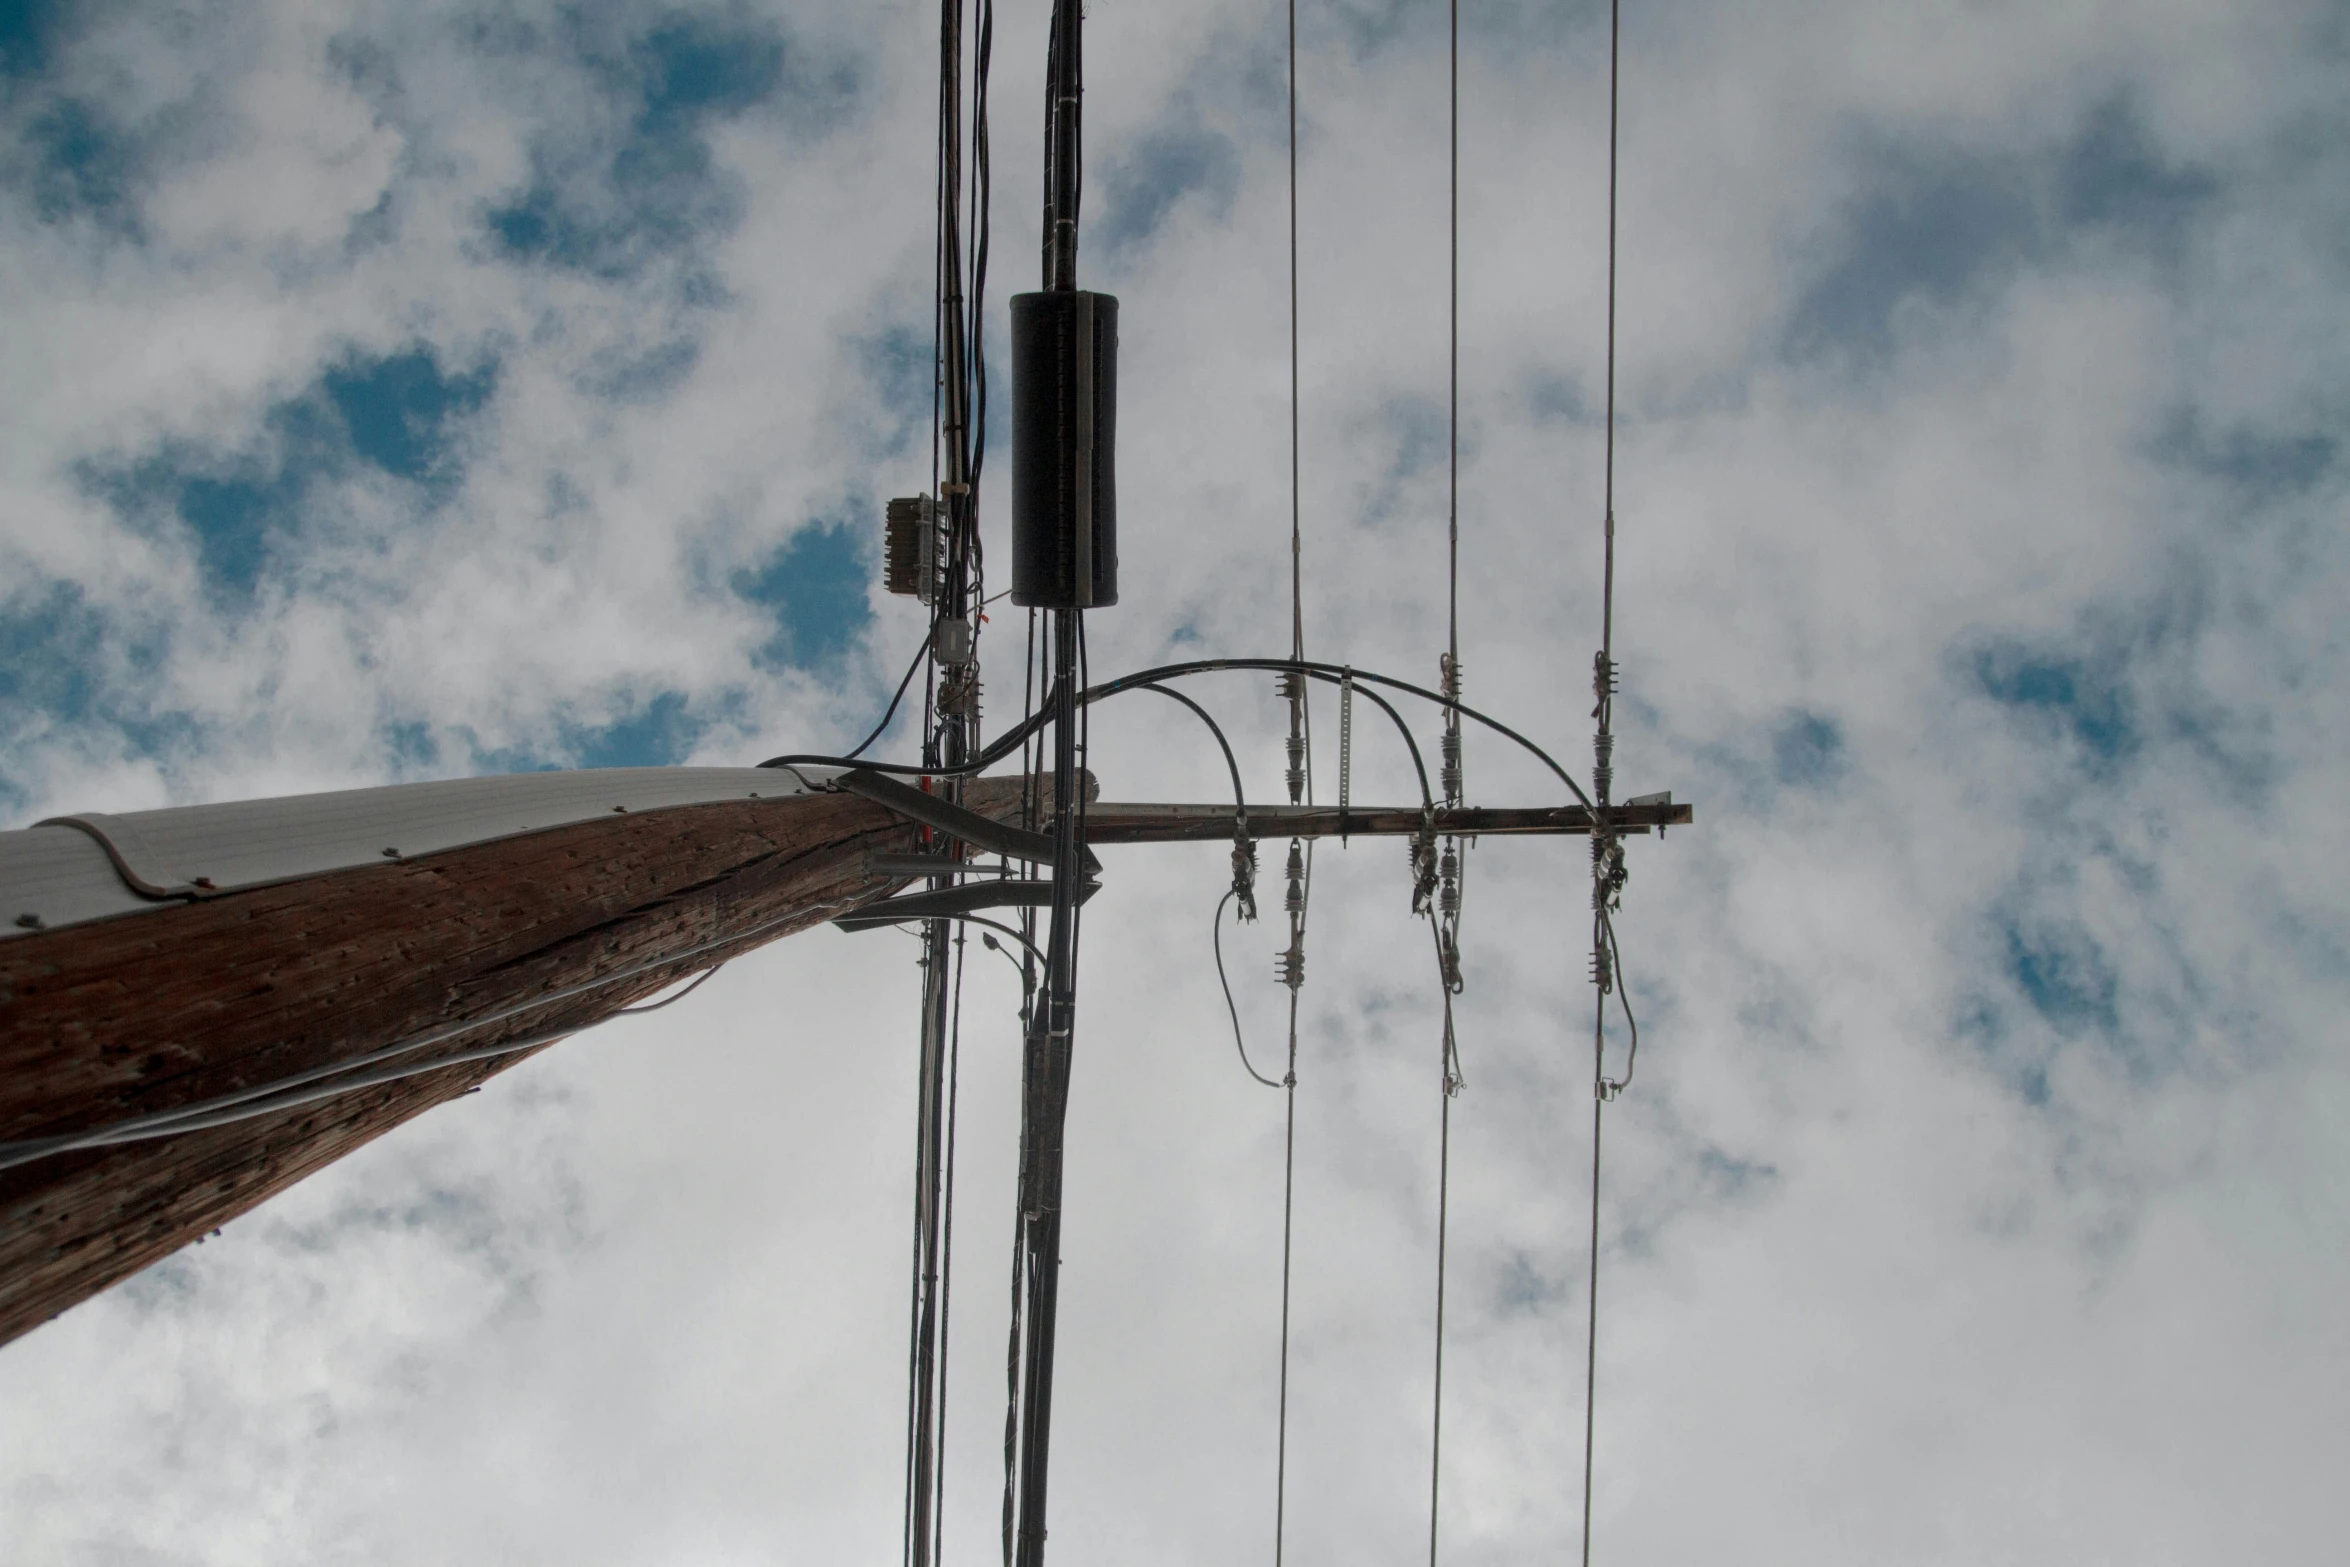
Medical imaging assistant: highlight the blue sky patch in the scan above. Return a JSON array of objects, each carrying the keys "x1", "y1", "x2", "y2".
[
  {"x1": 173, "y1": 470, "x2": 288, "y2": 599},
  {"x1": 1972, "y1": 640, "x2": 2138, "y2": 771},
  {"x1": 1494, "y1": 1250, "x2": 1556, "y2": 1314},
  {"x1": 457, "y1": 687, "x2": 732, "y2": 774},
  {"x1": 1352, "y1": 394, "x2": 1448, "y2": 529},
  {"x1": 2055, "y1": 98, "x2": 2216, "y2": 268},
  {"x1": 382, "y1": 718, "x2": 441, "y2": 773},
  {"x1": 2159, "y1": 408, "x2": 2337, "y2": 502},
  {"x1": 323, "y1": 350, "x2": 496, "y2": 482},
  {"x1": 569, "y1": 689, "x2": 704, "y2": 769},
  {"x1": 24, "y1": 96, "x2": 140, "y2": 229},
  {"x1": 485, "y1": 11, "x2": 823, "y2": 282},
  {"x1": 1527, "y1": 370, "x2": 1589, "y2": 425},
  {"x1": 637, "y1": 14, "x2": 784, "y2": 124},
  {"x1": 82, "y1": 344, "x2": 496, "y2": 603},
  {"x1": 1954, "y1": 992, "x2": 2053, "y2": 1107},
  {"x1": 852, "y1": 320, "x2": 936, "y2": 459},
  {"x1": 0, "y1": 0, "x2": 65, "y2": 78},
  {"x1": 1786, "y1": 146, "x2": 2037, "y2": 362},
  {"x1": 0, "y1": 580, "x2": 103, "y2": 731},
  {"x1": 1093, "y1": 121, "x2": 1242, "y2": 257},
  {"x1": 735, "y1": 518, "x2": 875, "y2": 672},
  {"x1": 0, "y1": 580, "x2": 194, "y2": 806},
  {"x1": 1789, "y1": 99, "x2": 2216, "y2": 366},
  {"x1": 1770, "y1": 709, "x2": 1846, "y2": 789},
  {"x1": 1694, "y1": 705, "x2": 1851, "y2": 812},
  {"x1": 2001, "y1": 911, "x2": 2120, "y2": 1037}
]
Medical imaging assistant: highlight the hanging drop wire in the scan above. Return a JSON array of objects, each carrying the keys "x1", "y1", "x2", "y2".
[{"x1": 1584, "y1": 5, "x2": 1626, "y2": 1565}]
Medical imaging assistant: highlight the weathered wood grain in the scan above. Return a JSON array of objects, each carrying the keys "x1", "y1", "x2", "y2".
[{"x1": 0, "y1": 773, "x2": 1045, "y2": 1349}]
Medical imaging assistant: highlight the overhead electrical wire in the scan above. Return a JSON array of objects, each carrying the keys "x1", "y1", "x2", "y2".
[
  {"x1": 1427, "y1": 5, "x2": 1463, "y2": 1561},
  {"x1": 931, "y1": 919, "x2": 970, "y2": 1567},
  {"x1": 1134, "y1": 683, "x2": 1250, "y2": 831},
  {"x1": 905, "y1": 0, "x2": 995, "y2": 1556},
  {"x1": 759, "y1": 657, "x2": 1569, "y2": 804},
  {"x1": 1273, "y1": 0, "x2": 1310, "y2": 1560},
  {"x1": 849, "y1": 633, "x2": 935, "y2": 762},
  {"x1": 1584, "y1": 6, "x2": 1627, "y2": 1565}
]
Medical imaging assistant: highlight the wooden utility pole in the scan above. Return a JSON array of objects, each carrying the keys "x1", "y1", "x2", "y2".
[{"x1": 0, "y1": 775, "x2": 1047, "y2": 1351}]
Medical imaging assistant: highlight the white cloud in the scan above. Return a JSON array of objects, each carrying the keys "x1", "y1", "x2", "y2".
[{"x1": 3, "y1": 0, "x2": 2347, "y2": 1562}]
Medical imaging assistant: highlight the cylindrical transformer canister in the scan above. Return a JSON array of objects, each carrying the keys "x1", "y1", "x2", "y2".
[{"x1": 1010, "y1": 290, "x2": 1118, "y2": 608}]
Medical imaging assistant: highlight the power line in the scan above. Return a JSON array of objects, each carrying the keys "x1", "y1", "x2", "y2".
[
  {"x1": 1426, "y1": 6, "x2": 1467, "y2": 1562},
  {"x1": 1583, "y1": 5, "x2": 1625, "y2": 1565},
  {"x1": 1274, "y1": 3, "x2": 1309, "y2": 1559}
]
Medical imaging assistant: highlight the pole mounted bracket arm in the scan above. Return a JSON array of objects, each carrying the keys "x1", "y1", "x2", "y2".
[{"x1": 830, "y1": 768, "x2": 1100, "y2": 875}]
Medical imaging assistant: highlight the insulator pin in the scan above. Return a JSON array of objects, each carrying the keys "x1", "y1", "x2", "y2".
[
  {"x1": 1590, "y1": 837, "x2": 1627, "y2": 911},
  {"x1": 1409, "y1": 832, "x2": 1438, "y2": 914}
]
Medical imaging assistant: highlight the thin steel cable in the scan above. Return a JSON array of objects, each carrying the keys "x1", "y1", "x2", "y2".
[
  {"x1": 1425, "y1": 906, "x2": 1465, "y2": 1567},
  {"x1": 1288, "y1": 0, "x2": 1303, "y2": 680},
  {"x1": 1428, "y1": 1010, "x2": 1457, "y2": 1567},
  {"x1": 1583, "y1": 8, "x2": 1624, "y2": 1566},
  {"x1": 1274, "y1": 976, "x2": 1301, "y2": 1565},
  {"x1": 1429, "y1": 8, "x2": 1462, "y2": 1562},
  {"x1": 1275, "y1": 7, "x2": 1309, "y2": 1542},
  {"x1": 1601, "y1": 0, "x2": 1620, "y2": 669},
  {"x1": 933, "y1": 919, "x2": 970, "y2": 1567},
  {"x1": 1582, "y1": 989, "x2": 1606, "y2": 1567},
  {"x1": 1446, "y1": 0, "x2": 1460, "y2": 697}
]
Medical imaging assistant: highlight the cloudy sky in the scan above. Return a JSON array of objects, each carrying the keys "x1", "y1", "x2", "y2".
[{"x1": 3, "y1": 0, "x2": 2347, "y2": 1561}]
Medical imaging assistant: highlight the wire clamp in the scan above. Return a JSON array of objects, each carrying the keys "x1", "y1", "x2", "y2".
[
  {"x1": 1230, "y1": 833, "x2": 1259, "y2": 923},
  {"x1": 1409, "y1": 823, "x2": 1438, "y2": 915}
]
